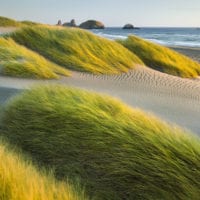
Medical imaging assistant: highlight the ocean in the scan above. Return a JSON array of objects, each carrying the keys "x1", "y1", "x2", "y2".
[{"x1": 90, "y1": 27, "x2": 200, "y2": 48}]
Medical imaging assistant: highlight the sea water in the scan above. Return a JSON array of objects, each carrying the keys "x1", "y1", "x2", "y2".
[{"x1": 91, "y1": 27, "x2": 200, "y2": 48}]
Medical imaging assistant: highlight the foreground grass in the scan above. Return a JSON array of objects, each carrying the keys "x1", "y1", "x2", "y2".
[
  {"x1": 0, "y1": 16, "x2": 21, "y2": 27},
  {"x1": 0, "y1": 38, "x2": 70, "y2": 79},
  {"x1": 10, "y1": 26, "x2": 143, "y2": 74},
  {"x1": 1, "y1": 85, "x2": 200, "y2": 200},
  {"x1": 0, "y1": 140, "x2": 87, "y2": 200},
  {"x1": 118, "y1": 35, "x2": 200, "y2": 78}
]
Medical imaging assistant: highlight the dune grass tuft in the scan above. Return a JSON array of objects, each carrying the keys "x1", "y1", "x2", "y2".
[
  {"x1": 20, "y1": 20, "x2": 42, "y2": 26},
  {"x1": 118, "y1": 35, "x2": 200, "y2": 78},
  {"x1": 1, "y1": 85, "x2": 200, "y2": 200},
  {"x1": 0, "y1": 38, "x2": 70, "y2": 79},
  {"x1": 10, "y1": 26, "x2": 143, "y2": 74},
  {"x1": 0, "y1": 139, "x2": 87, "y2": 200},
  {"x1": 0, "y1": 16, "x2": 21, "y2": 27}
]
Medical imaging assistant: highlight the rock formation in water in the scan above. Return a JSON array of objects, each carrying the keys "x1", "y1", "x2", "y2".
[{"x1": 79, "y1": 20, "x2": 105, "y2": 29}]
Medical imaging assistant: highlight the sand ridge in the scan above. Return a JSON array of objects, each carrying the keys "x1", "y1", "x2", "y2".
[{"x1": 0, "y1": 65, "x2": 200, "y2": 135}]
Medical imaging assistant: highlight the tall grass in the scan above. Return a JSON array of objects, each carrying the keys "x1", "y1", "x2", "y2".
[
  {"x1": 0, "y1": 38, "x2": 70, "y2": 79},
  {"x1": 118, "y1": 35, "x2": 200, "y2": 78},
  {"x1": 1, "y1": 85, "x2": 200, "y2": 200},
  {"x1": 0, "y1": 139, "x2": 87, "y2": 200},
  {"x1": 20, "y1": 20, "x2": 42, "y2": 26},
  {"x1": 10, "y1": 26, "x2": 143, "y2": 74},
  {"x1": 0, "y1": 16, "x2": 21, "y2": 27}
]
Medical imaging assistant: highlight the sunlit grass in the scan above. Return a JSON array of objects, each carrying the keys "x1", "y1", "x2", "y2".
[
  {"x1": 0, "y1": 139, "x2": 87, "y2": 200},
  {"x1": 1, "y1": 85, "x2": 200, "y2": 200},
  {"x1": 118, "y1": 35, "x2": 200, "y2": 78},
  {"x1": 0, "y1": 38, "x2": 70, "y2": 79},
  {"x1": 20, "y1": 20, "x2": 43, "y2": 26},
  {"x1": 10, "y1": 25, "x2": 143, "y2": 74}
]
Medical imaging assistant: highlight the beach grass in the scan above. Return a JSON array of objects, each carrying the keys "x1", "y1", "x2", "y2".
[
  {"x1": 0, "y1": 16, "x2": 21, "y2": 27},
  {"x1": 0, "y1": 139, "x2": 87, "y2": 200},
  {"x1": 10, "y1": 26, "x2": 143, "y2": 74},
  {"x1": 118, "y1": 35, "x2": 200, "y2": 78},
  {"x1": 0, "y1": 38, "x2": 70, "y2": 79},
  {"x1": 1, "y1": 85, "x2": 200, "y2": 200},
  {"x1": 20, "y1": 20, "x2": 42, "y2": 26}
]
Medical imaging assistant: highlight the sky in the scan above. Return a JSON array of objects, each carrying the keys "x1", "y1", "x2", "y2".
[{"x1": 1, "y1": 0, "x2": 200, "y2": 27}]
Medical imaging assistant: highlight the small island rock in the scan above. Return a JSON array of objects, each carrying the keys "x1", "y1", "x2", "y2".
[
  {"x1": 57, "y1": 20, "x2": 62, "y2": 26},
  {"x1": 63, "y1": 19, "x2": 77, "y2": 27},
  {"x1": 123, "y1": 24, "x2": 134, "y2": 29},
  {"x1": 79, "y1": 20, "x2": 105, "y2": 29}
]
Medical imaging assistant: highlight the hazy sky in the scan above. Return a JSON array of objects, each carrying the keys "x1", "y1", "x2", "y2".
[{"x1": 1, "y1": 0, "x2": 200, "y2": 27}]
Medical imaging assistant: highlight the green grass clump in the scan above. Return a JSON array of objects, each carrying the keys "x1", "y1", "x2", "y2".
[
  {"x1": 0, "y1": 16, "x2": 21, "y2": 27},
  {"x1": 1, "y1": 85, "x2": 200, "y2": 200},
  {"x1": 10, "y1": 26, "x2": 143, "y2": 74},
  {"x1": 118, "y1": 35, "x2": 200, "y2": 78},
  {"x1": 0, "y1": 38, "x2": 70, "y2": 79},
  {"x1": 0, "y1": 140, "x2": 87, "y2": 200},
  {"x1": 20, "y1": 20, "x2": 42, "y2": 26}
]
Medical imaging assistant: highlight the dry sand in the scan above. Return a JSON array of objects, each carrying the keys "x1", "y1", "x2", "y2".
[{"x1": 0, "y1": 65, "x2": 200, "y2": 135}]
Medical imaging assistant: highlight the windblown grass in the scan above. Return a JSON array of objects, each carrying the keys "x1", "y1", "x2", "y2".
[
  {"x1": 0, "y1": 140, "x2": 87, "y2": 200},
  {"x1": 10, "y1": 26, "x2": 143, "y2": 74},
  {"x1": 20, "y1": 20, "x2": 42, "y2": 26},
  {"x1": 1, "y1": 85, "x2": 200, "y2": 200},
  {"x1": 0, "y1": 16, "x2": 21, "y2": 27},
  {"x1": 118, "y1": 35, "x2": 200, "y2": 78},
  {"x1": 0, "y1": 38, "x2": 70, "y2": 79}
]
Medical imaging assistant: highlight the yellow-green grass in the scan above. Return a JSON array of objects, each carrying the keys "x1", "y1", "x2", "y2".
[
  {"x1": 0, "y1": 38, "x2": 70, "y2": 79},
  {"x1": 1, "y1": 85, "x2": 200, "y2": 200},
  {"x1": 10, "y1": 26, "x2": 143, "y2": 74},
  {"x1": 0, "y1": 16, "x2": 21, "y2": 27},
  {"x1": 118, "y1": 35, "x2": 200, "y2": 78},
  {"x1": 0, "y1": 140, "x2": 87, "y2": 200},
  {"x1": 20, "y1": 20, "x2": 42, "y2": 26}
]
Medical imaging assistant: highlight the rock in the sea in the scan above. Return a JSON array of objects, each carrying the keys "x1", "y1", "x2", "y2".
[
  {"x1": 57, "y1": 20, "x2": 62, "y2": 26},
  {"x1": 63, "y1": 19, "x2": 77, "y2": 27},
  {"x1": 123, "y1": 24, "x2": 134, "y2": 29},
  {"x1": 79, "y1": 20, "x2": 105, "y2": 29}
]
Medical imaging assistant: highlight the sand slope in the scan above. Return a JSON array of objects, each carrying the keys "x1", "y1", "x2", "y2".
[{"x1": 0, "y1": 65, "x2": 200, "y2": 135}]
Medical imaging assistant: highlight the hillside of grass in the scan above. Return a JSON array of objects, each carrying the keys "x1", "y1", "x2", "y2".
[
  {"x1": 10, "y1": 26, "x2": 143, "y2": 74},
  {"x1": 118, "y1": 35, "x2": 200, "y2": 78},
  {"x1": 0, "y1": 16, "x2": 21, "y2": 27},
  {"x1": 1, "y1": 85, "x2": 200, "y2": 200},
  {"x1": 0, "y1": 38, "x2": 70, "y2": 79},
  {"x1": 0, "y1": 140, "x2": 87, "y2": 200}
]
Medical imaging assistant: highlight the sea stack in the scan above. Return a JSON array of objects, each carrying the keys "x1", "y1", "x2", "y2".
[
  {"x1": 123, "y1": 24, "x2": 134, "y2": 29},
  {"x1": 79, "y1": 20, "x2": 105, "y2": 29},
  {"x1": 63, "y1": 19, "x2": 77, "y2": 27},
  {"x1": 57, "y1": 20, "x2": 62, "y2": 26}
]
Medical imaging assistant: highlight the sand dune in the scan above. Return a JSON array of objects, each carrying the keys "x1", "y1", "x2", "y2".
[{"x1": 0, "y1": 65, "x2": 200, "y2": 135}]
